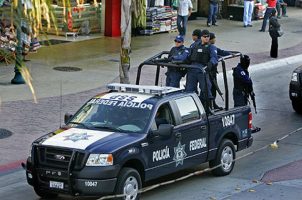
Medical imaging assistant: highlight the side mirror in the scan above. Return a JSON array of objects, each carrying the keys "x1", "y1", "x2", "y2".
[
  {"x1": 153, "y1": 124, "x2": 173, "y2": 138},
  {"x1": 64, "y1": 113, "x2": 73, "y2": 125}
]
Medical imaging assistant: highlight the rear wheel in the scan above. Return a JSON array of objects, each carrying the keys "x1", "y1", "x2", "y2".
[
  {"x1": 209, "y1": 139, "x2": 235, "y2": 176},
  {"x1": 292, "y1": 100, "x2": 302, "y2": 114},
  {"x1": 34, "y1": 185, "x2": 58, "y2": 199},
  {"x1": 115, "y1": 167, "x2": 142, "y2": 200}
]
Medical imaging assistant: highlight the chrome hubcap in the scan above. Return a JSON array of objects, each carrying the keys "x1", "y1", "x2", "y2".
[
  {"x1": 221, "y1": 146, "x2": 233, "y2": 171},
  {"x1": 123, "y1": 176, "x2": 138, "y2": 200}
]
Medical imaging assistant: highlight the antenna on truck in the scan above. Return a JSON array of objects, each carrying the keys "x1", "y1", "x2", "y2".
[{"x1": 60, "y1": 80, "x2": 62, "y2": 128}]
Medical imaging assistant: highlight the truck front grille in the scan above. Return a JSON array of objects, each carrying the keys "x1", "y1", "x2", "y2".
[
  {"x1": 34, "y1": 146, "x2": 87, "y2": 193},
  {"x1": 35, "y1": 146, "x2": 86, "y2": 170},
  {"x1": 37, "y1": 147, "x2": 73, "y2": 169}
]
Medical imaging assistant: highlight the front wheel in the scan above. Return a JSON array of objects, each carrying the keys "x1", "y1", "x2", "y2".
[
  {"x1": 115, "y1": 167, "x2": 142, "y2": 200},
  {"x1": 209, "y1": 139, "x2": 235, "y2": 176},
  {"x1": 292, "y1": 100, "x2": 302, "y2": 114}
]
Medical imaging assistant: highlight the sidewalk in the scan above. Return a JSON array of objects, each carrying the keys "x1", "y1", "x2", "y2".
[
  {"x1": 1, "y1": 7, "x2": 302, "y2": 102},
  {"x1": 0, "y1": 6, "x2": 301, "y2": 176}
]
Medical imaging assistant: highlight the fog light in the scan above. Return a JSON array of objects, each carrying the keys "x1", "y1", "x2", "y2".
[
  {"x1": 27, "y1": 173, "x2": 33, "y2": 179},
  {"x1": 291, "y1": 92, "x2": 297, "y2": 97}
]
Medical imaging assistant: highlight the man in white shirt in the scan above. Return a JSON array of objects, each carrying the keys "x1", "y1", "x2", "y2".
[
  {"x1": 177, "y1": 0, "x2": 193, "y2": 36},
  {"x1": 243, "y1": 0, "x2": 254, "y2": 27}
]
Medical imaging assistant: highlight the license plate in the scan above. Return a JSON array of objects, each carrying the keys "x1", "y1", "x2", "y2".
[{"x1": 49, "y1": 181, "x2": 64, "y2": 189}]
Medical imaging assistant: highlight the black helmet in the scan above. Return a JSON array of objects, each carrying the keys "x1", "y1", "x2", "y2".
[
  {"x1": 192, "y1": 29, "x2": 202, "y2": 39},
  {"x1": 240, "y1": 54, "x2": 250, "y2": 69}
]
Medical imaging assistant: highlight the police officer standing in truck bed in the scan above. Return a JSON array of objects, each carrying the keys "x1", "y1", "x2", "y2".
[
  {"x1": 166, "y1": 35, "x2": 190, "y2": 88},
  {"x1": 186, "y1": 29, "x2": 218, "y2": 108}
]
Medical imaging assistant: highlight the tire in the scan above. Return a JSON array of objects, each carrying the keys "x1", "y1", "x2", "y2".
[
  {"x1": 209, "y1": 139, "x2": 235, "y2": 176},
  {"x1": 34, "y1": 185, "x2": 58, "y2": 199},
  {"x1": 292, "y1": 100, "x2": 302, "y2": 114},
  {"x1": 115, "y1": 167, "x2": 142, "y2": 200}
]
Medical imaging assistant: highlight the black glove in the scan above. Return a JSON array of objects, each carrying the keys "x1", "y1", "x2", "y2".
[
  {"x1": 250, "y1": 91, "x2": 255, "y2": 97},
  {"x1": 153, "y1": 57, "x2": 169, "y2": 63}
]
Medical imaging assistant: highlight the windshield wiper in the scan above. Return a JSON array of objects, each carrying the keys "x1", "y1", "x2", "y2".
[
  {"x1": 68, "y1": 122, "x2": 91, "y2": 129},
  {"x1": 93, "y1": 125, "x2": 122, "y2": 132}
]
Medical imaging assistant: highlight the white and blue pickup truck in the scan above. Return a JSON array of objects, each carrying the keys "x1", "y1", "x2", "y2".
[{"x1": 24, "y1": 83, "x2": 254, "y2": 200}]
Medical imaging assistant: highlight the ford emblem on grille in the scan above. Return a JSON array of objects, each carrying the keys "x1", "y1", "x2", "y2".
[{"x1": 54, "y1": 155, "x2": 66, "y2": 160}]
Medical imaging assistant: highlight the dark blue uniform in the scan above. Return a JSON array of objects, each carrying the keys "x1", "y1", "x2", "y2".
[
  {"x1": 233, "y1": 63, "x2": 253, "y2": 107},
  {"x1": 186, "y1": 40, "x2": 218, "y2": 104},
  {"x1": 217, "y1": 47, "x2": 231, "y2": 57},
  {"x1": 190, "y1": 39, "x2": 201, "y2": 49},
  {"x1": 166, "y1": 45, "x2": 190, "y2": 88}
]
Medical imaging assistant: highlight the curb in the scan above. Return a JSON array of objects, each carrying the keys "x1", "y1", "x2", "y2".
[
  {"x1": 0, "y1": 159, "x2": 25, "y2": 175},
  {"x1": 250, "y1": 54, "x2": 302, "y2": 72}
]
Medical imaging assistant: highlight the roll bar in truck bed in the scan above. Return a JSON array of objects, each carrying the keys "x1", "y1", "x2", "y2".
[{"x1": 135, "y1": 51, "x2": 241, "y2": 111}]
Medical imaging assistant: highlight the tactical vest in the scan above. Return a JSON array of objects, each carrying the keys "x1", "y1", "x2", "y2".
[
  {"x1": 169, "y1": 45, "x2": 186, "y2": 58},
  {"x1": 168, "y1": 45, "x2": 187, "y2": 73},
  {"x1": 190, "y1": 41, "x2": 211, "y2": 65},
  {"x1": 233, "y1": 66, "x2": 250, "y2": 91}
]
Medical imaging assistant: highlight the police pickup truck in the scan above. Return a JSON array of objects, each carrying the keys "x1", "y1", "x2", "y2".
[
  {"x1": 289, "y1": 66, "x2": 302, "y2": 114},
  {"x1": 24, "y1": 82, "x2": 253, "y2": 199}
]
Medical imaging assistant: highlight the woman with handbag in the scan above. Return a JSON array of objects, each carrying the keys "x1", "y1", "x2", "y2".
[{"x1": 269, "y1": 9, "x2": 281, "y2": 58}]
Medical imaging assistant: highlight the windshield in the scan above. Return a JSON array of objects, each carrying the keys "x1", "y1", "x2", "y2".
[{"x1": 69, "y1": 95, "x2": 154, "y2": 133}]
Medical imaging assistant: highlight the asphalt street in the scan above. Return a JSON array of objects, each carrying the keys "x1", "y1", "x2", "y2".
[{"x1": 0, "y1": 60, "x2": 301, "y2": 200}]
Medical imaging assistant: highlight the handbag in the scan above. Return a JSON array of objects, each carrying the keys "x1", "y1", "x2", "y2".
[{"x1": 277, "y1": 29, "x2": 284, "y2": 37}]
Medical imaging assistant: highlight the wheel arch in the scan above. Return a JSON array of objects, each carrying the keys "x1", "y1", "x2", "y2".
[
  {"x1": 222, "y1": 132, "x2": 238, "y2": 148},
  {"x1": 217, "y1": 131, "x2": 238, "y2": 151},
  {"x1": 122, "y1": 159, "x2": 145, "y2": 183}
]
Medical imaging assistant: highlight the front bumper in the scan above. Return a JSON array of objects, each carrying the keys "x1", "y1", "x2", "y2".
[
  {"x1": 25, "y1": 157, "x2": 120, "y2": 196},
  {"x1": 289, "y1": 82, "x2": 302, "y2": 101}
]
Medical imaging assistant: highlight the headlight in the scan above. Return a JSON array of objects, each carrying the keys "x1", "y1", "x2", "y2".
[
  {"x1": 29, "y1": 145, "x2": 34, "y2": 158},
  {"x1": 291, "y1": 72, "x2": 298, "y2": 82},
  {"x1": 86, "y1": 154, "x2": 113, "y2": 166}
]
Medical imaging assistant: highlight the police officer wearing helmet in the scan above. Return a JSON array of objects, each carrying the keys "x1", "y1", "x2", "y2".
[
  {"x1": 186, "y1": 29, "x2": 218, "y2": 108},
  {"x1": 233, "y1": 55, "x2": 253, "y2": 106},
  {"x1": 166, "y1": 35, "x2": 190, "y2": 88},
  {"x1": 190, "y1": 29, "x2": 202, "y2": 48}
]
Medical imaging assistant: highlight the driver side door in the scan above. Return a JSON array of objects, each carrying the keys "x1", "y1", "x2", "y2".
[{"x1": 143, "y1": 102, "x2": 180, "y2": 181}]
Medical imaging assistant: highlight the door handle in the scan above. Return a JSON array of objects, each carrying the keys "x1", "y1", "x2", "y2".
[
  {"x1": 175, "y1": 132, "x2": 182, "y2": 138},
  {"x1": 201, "y1": 125, "x2": 207, "y2": 130}
]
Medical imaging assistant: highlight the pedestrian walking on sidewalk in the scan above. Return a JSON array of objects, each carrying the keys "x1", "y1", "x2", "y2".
[
  {"x1": 243, "y1": 0, "x2": 255, "y2": 27},
  {"x1": 269, "y1": 9, "x2": 281, "y2": 58},
  {"x1": 207, "y1": 0, "x2": 219, "y2": 27},
  {"x1": 176, "y1": 0, "x2": 193, "y2": 36},
  {"x1": 259, "y1": 0, "x2": 277, "y2": 32}
]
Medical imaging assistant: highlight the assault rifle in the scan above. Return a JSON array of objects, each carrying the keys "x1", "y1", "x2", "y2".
[
  {"x1": 208, "y1": 71, "x2": 224, "y2": 101},
  {"x1": 250, "y1": 91, "x2": 257, "y2": 114}
]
